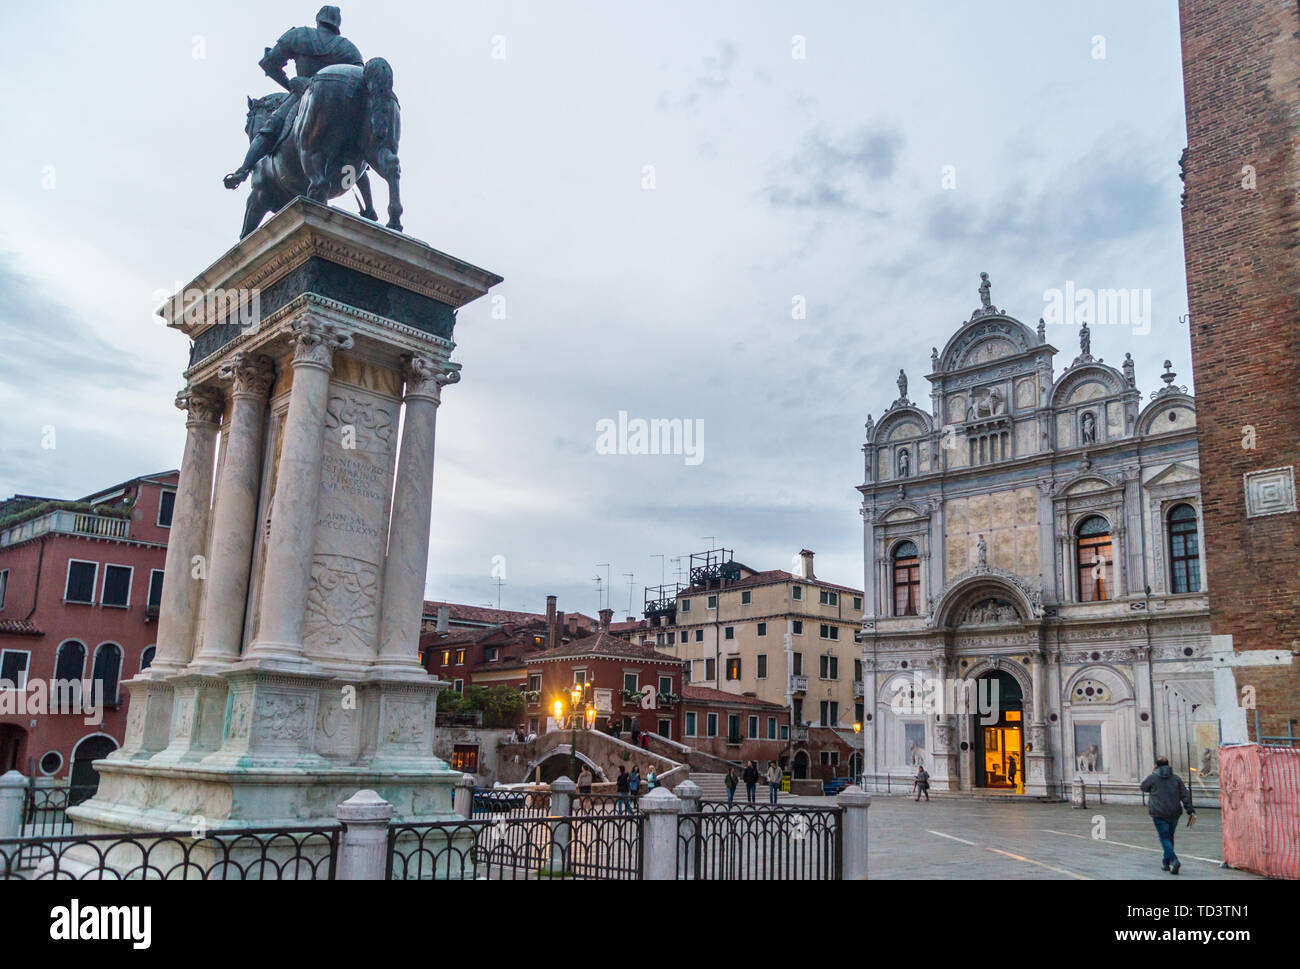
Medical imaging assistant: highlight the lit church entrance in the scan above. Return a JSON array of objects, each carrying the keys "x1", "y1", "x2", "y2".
[{"x1": 973, "y1": 671, "x2": 1024, "y2": 791}]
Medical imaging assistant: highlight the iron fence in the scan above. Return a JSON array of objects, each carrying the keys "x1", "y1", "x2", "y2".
[
  {"x1": 22, "y1": 785, "x2": 97, "y2": 838},
  {"x1": 677, "y1": 805, "x2": 842, "y2": 880},
  {"x1": 388, "y1": 813, "x2": 643, "y2": 880},
  {"x1": 471, "y1": 788, "x2": 552, "y2": 818},
  {"x1": 0, "y1": 825, "x2": 340, "y2": 880}
]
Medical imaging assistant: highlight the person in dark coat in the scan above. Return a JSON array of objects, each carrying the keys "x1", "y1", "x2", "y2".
[
  {"x1": 1140, "y1": 756, "x2": 1196, "y2": 874},
  {"x1": 724, "y1": 766, "x2": 738, "y2": 805},
  {"x1": 742, "y1": 761, "x2": 759, "y2": 803},
  {"x1": 914, "y1": 765, "x2": 930, "y2": 802},
  {"x1": 1006, "y1": 755, "x2": 1018, "y2": 789},
  {"x1": 615, "y1": 766, "x2": 631, "y2": 814}
]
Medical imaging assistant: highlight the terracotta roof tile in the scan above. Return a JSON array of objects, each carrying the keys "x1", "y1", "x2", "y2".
[
  {"x1": 681, "y1": 685, "x2": 787, "y2": 711},
  {"x1": 0, "y1": 619, "x2": 43, "y2": 636}
]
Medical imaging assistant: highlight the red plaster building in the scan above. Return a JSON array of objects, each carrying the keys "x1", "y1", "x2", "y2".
[
  {"x1": 680, "y1": 685, "x2": 789, "y2": 767},
  {"x1": 1179, "y1": 0, "x2": 1300, "y2": 735},
  {"x1": 0, "y1": 471, "x2": 177, "y2": 788}
]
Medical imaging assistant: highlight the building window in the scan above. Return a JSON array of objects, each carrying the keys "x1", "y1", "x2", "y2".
[
  {"x1": 485, "y1": 646, "x2": 499, "y2": 662},
  {"x1": 706, "y1": 594, "x2": 718, "y2": 610},
  {"x1": 725, "y1": 657, "x2": 741, "y2": 681},
  {"x1": 574, "y1": 669, "x2": 589, "y2": 685},
  {"x1": 450, "y1": 745, "x2": 479, "y2": 772},
  {"x1": 441, "y1": 650, "x2": 451, "y2": 666},
  {"x1": 657, "y1": 718, "x2": 671, "y2": 737},
  {"x1": 453, "y1": 679, "x2": 464, "y2": 695},
  {"x1": 455, "y1": 649, "x2": 466, "y2": 665},
  {"x1": 892, "y1": 541, "x2": 920, "y2": 616},
  {"x1": 792, "y1": 585, "x2": 802, "y2": 601},
  {"x1": 704, "y1": 658, "x2": 716, "y2": 680},
  {"x1": 658, "y1": 674, "x2": 672, "y2": 695},
  {"x1": 39, "y1": 751, "x2": 62, "y2": 776},
  {"x1": 623, "y1": 672, "x2": 639, "y2": 692},
  {"x1": 147, "y1": 569, "x2": 164, "y2": 613},
  {"x1": 818, "y1": 623, "x2": 840, "y2": 641},
  {"x1": 757, "y1": 622, "x2": 767, "y2": 637},
  {"x1": 767, "y1": 717, "x2": 777, "y2": 740},
  {"x1": 852, "y1": 596, "x2": 862, "y2": 611},
  {"x1": 55, "y1": 640, "x2": 86, "y2": 681},
  {"x1": 727, "y1": 715, "x2": 741, "y2": 744},
  {"x1": 694, "y1": 629, "x2": 704, "y2": 643},
  {"x1": 706, "y1": 713, "x2": 718, "y2": 737},
  {"x1": 100, "y1": 565, "x2": 132, "y2": 609},
  {"x1": 0, "y1": 569, "x2": 7, "y2": 610},
  {"x1": 854, "y1": 658, "x2": 863, "y2": 681},
  {"x1": 741, "y1": 590, "x2": 752, "y2": 605},
  {"x1": 780, "y1": 725, "x2": 790, "y2": 740},
  {"x1": 0, "y1": 649, "x2": 30, "y2": 689},
  {"x1": 140, "y1": 645, "x2": 156, "y2": 671},
  {"x1": 1076, "y1": 515, "x2": 1113, "y2": 602},
  {"x1": 756, "y1": 654, "x2": 768, "y2": 679},
  {"x1": 724, "y1": 626, "x2": 735, "y2": 640},
  {"x1": 528, "y1": 673, "x2": 542, "y2": 693},
  {"x1": 65, "y1": 560, "x2": 98, "y2": 604},
  {"x1": 819, "y1": 700, "x2": 839, "y2": 725},
  {"x1": 685, "y1": 712, "x2": 697, "y2": 736},
  {"x1": 681, "y1": 598, "x2": 691, "y2": 613},
  {"x1": 854, "y1": 701, "x2": 865, "y2": 724},
  {"x1": 820, "y1": 655, "x2": 839, "y2": 679},
  {"x1": 792, "y1": 653, "x2": 803, "y2": 676},
  {"x1": 666, "y1": 632, "x2": 675, "y2": 645},
  {"x1": 792, "y1": 620, "x2": 803, "y2": 635},
  {"x1": 92, "y1": 643, "x2": 123, "y2": 706},
  {"x1": 748, "y1": 715, "x2": 759, "y2": 738},
  {"x1": 819, "y1": 590, "x2": 838, "y2": 606},
  {"x1": 157, "y1": 489, "x2": 176, "y2": 527},
  {"x1": 820, "y1": 750, "x2": 840, "y2": 767},
  {"x1": 1168, "y1": 504, "x2": 1201, "y2": 594}
]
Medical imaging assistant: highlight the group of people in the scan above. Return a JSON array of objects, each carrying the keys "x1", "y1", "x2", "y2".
[
  {"x1": 613, "y1": 763, "x2": 659, "y2": 812},
  {"x1": 724, "y1": 761, "x2": 784, "y2": 805}
]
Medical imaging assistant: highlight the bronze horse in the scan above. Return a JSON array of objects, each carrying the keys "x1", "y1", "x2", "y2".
[{"x1": 238, "y1": 57, "x2": 402, "y2": 238}]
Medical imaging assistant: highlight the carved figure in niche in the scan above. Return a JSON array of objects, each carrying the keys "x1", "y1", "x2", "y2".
[
  {"x1": 967, "y1": 386, "x2": 1005, "y2": 420},
  {"x1": 996, "y1": 604, "x2": 1016, "y2": 622},
  {"x1": 1075, "y1": 744, "x2": 1099, "y2": 772},
  {"x1": 908, "y1": 740, "x2": 925, "y2": 767},
  {"x1": 898, "y1": 447, "x2": 910, "y2": 478},
  {"x1": 976, "y1": 534, "x2": 988, "y2": 566},
  {"x1": 1081, "y1": 411, "x2": 1097, "y2": 444}
]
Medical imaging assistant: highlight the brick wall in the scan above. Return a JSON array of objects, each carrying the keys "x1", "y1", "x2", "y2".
[{"x1": 1179, "y1": 0, "x2": 1300, "y2": 734}]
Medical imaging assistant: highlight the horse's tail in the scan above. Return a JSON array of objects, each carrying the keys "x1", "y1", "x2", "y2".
[{"x1": 363, "y1": 57, "x2": 394, "y2": 98}]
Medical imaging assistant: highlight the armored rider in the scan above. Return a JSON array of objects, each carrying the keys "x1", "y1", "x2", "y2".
[{"x1": 223, "y1": 6, "x2": 363, "y2": 189}]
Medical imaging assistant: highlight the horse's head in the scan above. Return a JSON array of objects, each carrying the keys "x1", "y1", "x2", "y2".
[{"x1": 244, "y1": 93, "x2": 289, "y2": 142}]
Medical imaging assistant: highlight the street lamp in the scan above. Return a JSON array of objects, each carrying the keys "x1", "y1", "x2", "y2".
[
  {"x1": 853, "y1": 722, "x2": 863, "y2": 785},
  {"x1": 569, "y1": 684, "x2": 584, "y2": 780}
]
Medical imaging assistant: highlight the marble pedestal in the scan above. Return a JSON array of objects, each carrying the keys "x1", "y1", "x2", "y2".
[{"x1": 71, "y1": 199, "x2": 502, "y2": 840}]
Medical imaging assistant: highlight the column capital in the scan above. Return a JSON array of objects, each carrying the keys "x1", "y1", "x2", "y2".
[
  {"x1": 217, "y1": 352, "x2": 276, "y2": 399},
  {"x1": 402, "y1": 354, "x2": 461, "y2": 403},
  {"x1": 175, "y1": 385, "x2": 223, "y2": 427},
  {"x1": 288, "y1": 320, "x2": 354, "y2": 371}
]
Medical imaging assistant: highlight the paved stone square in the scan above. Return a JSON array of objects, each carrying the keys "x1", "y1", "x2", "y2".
[{"x1": 793, "y1": 794, "x2": 1261, "y2": 880}]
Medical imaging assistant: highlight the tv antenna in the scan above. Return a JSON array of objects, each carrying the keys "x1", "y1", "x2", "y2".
[
  {"x1": 595, "y1": 563, "x2": 610, "y2": 610},
  {"x1": 623, "y1": 572, "x2": 636, "y2": 614}
]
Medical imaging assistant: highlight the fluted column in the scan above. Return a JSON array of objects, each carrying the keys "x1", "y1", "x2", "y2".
[
  {"x1": 374, "y1": 355, "x2": 459, "y2": 671},
  {"x1": 190, "y1": 353, "x2": 275, "y2": 669},
  {"x1": 245, "y1": 320, "x2": 353, "y2": 667},
  {"x1": 152, "y1": 386, "x2": 224, "y2": 672}
]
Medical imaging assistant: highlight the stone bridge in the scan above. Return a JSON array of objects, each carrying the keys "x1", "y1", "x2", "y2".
[{"x1": 497, "y1": 729, "x2": 689, "y2": 789}]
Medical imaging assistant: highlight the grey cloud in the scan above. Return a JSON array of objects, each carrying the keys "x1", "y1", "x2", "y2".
[{"x1": 766, "y1": 125, "x2": 905, "y2": 212}]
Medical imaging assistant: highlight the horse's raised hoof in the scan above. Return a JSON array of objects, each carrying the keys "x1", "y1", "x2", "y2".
[
  {"x1": 386, "y1": 219, "x2": 403, "y2": 232},
  {"x1": 223, "y1": 170, "x2": 248, "y2": 190}
]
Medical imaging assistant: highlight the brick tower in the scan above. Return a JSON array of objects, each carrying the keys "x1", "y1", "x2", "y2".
[{"x1": 1179, "y1": 0, "x2": 1300, "y2": 739}]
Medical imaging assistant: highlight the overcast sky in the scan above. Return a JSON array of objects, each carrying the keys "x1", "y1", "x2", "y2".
[{"x1": 0, "y1": 1, "x2": 1191, "y2": 618}]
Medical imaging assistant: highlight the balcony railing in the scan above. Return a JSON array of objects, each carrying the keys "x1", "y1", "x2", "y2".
[
  {"x1": 0, "y1": 510, "x2": 130, "y2": 548},
  {"x1": 789, "y1": 675, "x2": 808, "y2": 694},
  {"x1": 792, "y1": 725, "x2": 810, "y2": 743},
  {"x1": 853, "y1": 681, "x2": 864, "y2": 698}
]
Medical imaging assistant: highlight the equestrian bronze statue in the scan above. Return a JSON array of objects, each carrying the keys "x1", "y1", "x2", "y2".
[{"x1": 224, "y1": 6, "x2": 403, "y2": 238}]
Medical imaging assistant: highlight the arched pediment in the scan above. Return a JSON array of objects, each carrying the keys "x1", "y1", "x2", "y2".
[
  {"x1": 1137, "y1": 392, "x2": 1196, "y2": 436},
  {"x1": 1064, "y1": 665, "x2": 1133, "y2": 704},
  {"x1": 1056, "y1": 471, "x2": 1122, "y2": 498},
  {"x1": 936, "y1": 315, "x2": 1039, "y2": 374},
  {"x1": 1048, "y1": 362, "x2": 1128, "y2": 409},
  {"x1": 871, "y1": 405, "x2": 933, "y2": 445},
  {"x1": 873, "y1": 500, "x2": 931, "y2": 525},
  {"x1": 929, "y1": 566, "x2": 1044, "y2": 628}
]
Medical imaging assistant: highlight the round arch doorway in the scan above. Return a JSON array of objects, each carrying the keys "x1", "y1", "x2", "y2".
[{"x1": 973, "y1": 671, "x2": 1024, "y2": 791}]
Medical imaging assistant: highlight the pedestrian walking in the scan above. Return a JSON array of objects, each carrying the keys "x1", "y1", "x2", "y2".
[
  {"x1": 765, "y1": 761, "x2": 782, "y2": 805},
  {"x1": 914, "y1": 764, "x2": 930, "y2": 802},
  {"x1": 616, "y1": 765, "x2": 630, "y2": 814},
  {"x1": 647, "y1": 767, "x2": 657, "y2": 790},
  {"x1": 743, "y1": 760, "x2": 759, "y2": 803},
  {"x1": 577, "y1": 765, "x2": 593, "y2": 794},
  {"x1": 725, "y1": 766, "x2": 738, "y2": 805},
  {"x1": 1139, "y1": 755, "x2": 1196, "y2": 875},
  {"x1": 629, "y1": 765, "x2": 642, "y2": 805},
  {"x1": 1006, "y1": 755, "x2": 1018, "y2": 790}
]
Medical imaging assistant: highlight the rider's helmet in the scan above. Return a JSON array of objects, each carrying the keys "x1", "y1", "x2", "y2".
[{"x1": 315, "y1": 6, "x2": 342, "y2": 33}]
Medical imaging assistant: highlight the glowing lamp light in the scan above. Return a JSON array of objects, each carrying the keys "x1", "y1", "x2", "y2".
[
  {"x1": 552, "y1": 700, "x2": 563, "y2": 721},
  {"x1": 853, "y1": 722, "x2": 862, "y2": 734},
  {"x1": 570, "y1": 684, "x2": 582, "y2": 706}
]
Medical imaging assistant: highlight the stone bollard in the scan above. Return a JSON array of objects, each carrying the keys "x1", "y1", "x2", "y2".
[
  {"x1": 0, "y1": 771, "x2": 25, "y2": 841},
  {"x1": 837, "y1": 784, "x2": 871, "y2": 880},
  {"x1": 640, "y1": 787, "x2": 683, "y2": 880},
  {"x1": 1071, "y1": 776, "x2": 1087, "y2": 809},
  {"x1": 453, "y1": 774, "x2": 476, "y2": 819},
  {"x1": 336, "y1": 790, "x2": 394, "y2": 880},
  {"x1": 549, "y1": 776, "x2": 576, "y2": 875},
  {"x1": 674, "y1": 779, "x2": 701, "y2": 879}
]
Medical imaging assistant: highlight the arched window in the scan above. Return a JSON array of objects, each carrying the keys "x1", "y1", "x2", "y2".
[
  {"x1": 1076, "y1": 516, "x2": 1112, "y2": 602},
  {"x1": 54, "y1": 640, "x2": 86, "y2": 682},
  {"x1": 1168, "y1": 504, "x2": 1201, "y2": 594},
  {"x1": 139, "y1": 645, "x2": 156, "y2": 672},
  {"x1": 892, "y1": 541, "x2": 921, "y2": 616},
  {"x1": 91, "y1": 643, "x2": 123, "y2": 707}
]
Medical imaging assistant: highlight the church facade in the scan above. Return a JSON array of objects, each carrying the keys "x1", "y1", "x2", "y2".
[{"x1": 856, "y1": 276, "x2": 1216, "y2": 802}]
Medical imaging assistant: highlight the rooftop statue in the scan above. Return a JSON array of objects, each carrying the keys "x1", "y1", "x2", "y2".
[{"x1": 222, "y1": 6, "x2": 403, "y2": 238}]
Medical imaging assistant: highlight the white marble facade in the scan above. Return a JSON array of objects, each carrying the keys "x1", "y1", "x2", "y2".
[
  {"x1": 72, "y1": 200, "x2": 502, "y2": 833},
  {"x1": 857, "y1": 276, "x2": 1216, "y2": 802}
]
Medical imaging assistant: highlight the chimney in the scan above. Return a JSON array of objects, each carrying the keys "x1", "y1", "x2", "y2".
[
  {"x1": 436, "y1": 605, "x2": 450, "y2": 632},
  {"x1": 556, "y1": 611, "x2": 566, "y2": 641},
  {"x1": 799, "y1": 549, "x2": 815, "y2": 580},
  {"x1": 545, "y1": 595, "x2": 558, "y2": 649},
  {"x1": 599, "y1": 608, "x2": 613, "y2": 631}
]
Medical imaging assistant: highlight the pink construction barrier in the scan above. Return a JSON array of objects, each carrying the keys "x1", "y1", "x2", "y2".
[{"x1": 1219, "y1": 743, "x2": 1300, "y2": 879}]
